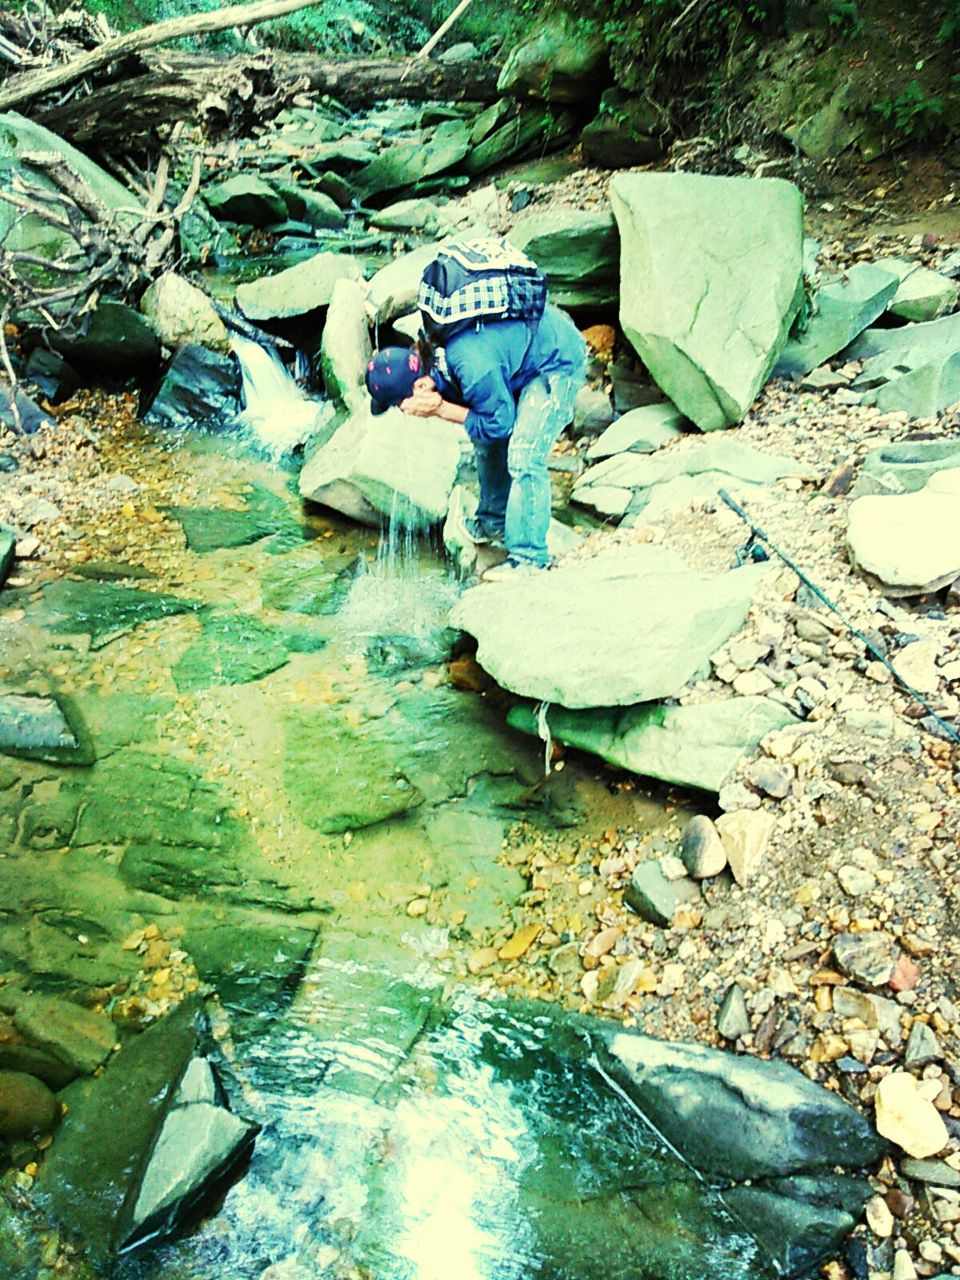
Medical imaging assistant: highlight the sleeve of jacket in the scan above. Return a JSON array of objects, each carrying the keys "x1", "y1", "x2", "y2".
[{"x1": 457, "y1": 365, "x2": 517, "y2": 445}]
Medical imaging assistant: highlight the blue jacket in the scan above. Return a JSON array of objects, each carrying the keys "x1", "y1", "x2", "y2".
[{"x1": 439, "y1": 305, "x2": 585, "y2": 446}]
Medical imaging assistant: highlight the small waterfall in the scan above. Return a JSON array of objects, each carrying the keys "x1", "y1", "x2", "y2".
[
  {"x1": 232, "y1": 336, "x2": 333, "y2": 462},
  {"x1": 338, "y1": 492, "x2": 459, "y2": 666}
]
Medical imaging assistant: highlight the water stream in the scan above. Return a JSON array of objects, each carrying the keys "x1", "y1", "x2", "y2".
[{"x1": 1, "y1": 349, "x2": 766, "y2": 1280}]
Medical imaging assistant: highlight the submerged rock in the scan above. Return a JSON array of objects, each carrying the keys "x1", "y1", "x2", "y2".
[
  {"x1": 8, "y1": 991, "x2": 115, "y2": 1077},
  {"x1": 0, "y1": 692, "x2": 94, "y2": 765},
  {"x1": 40, "y1": 999, "x2": 258, "y2": 1259},
  {"x1": 611, "y1": 172, "x2": 803, "y2": 431},
  {"x1": 29, "y1": 578, "x2": 199, "y2": 647},
  {"x1": 299, "y1": 406, "x2": 464, "y2": 530},
  {"x1": 451, "y1": 545, "x2": 768, "y2": 708},
  {"x1": 0, "y1": 1070, "x2": 59, "y2": 1138},
  {"x1": 507, "y1": 696, "x2": 797, "y2": 793},
  {"x1": 172, "y1": 610, "x2": 291, "y2": 691}
]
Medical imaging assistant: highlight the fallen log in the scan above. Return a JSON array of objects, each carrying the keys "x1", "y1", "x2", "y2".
[
  {"x1": 0, "y1": 0, "x2": 330, "y2": 114},
  {"x1": 38, "y1": 52, "x2": 502, "y2": 145}
]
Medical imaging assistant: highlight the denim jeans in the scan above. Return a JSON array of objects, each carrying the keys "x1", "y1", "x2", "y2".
[{"x1": 472, "y1": 371, "x2": 580, "y2": 567}]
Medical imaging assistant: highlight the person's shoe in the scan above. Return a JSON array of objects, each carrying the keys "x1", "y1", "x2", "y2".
[
  {"x1": 481, "y1": 557, "x2": 547, "y2": 583},
  {"x1": 464, "y1": 517, "x2": 505, "y2": 547}
]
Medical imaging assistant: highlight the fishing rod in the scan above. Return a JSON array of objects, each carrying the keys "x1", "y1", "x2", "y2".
[{"x1": 718, "y1": 488, "x2": 960, "y2": 747}]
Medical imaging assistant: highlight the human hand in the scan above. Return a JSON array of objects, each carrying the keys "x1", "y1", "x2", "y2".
[{"x1": 399, "y1": 390, "x2": 443, "y2": 417}]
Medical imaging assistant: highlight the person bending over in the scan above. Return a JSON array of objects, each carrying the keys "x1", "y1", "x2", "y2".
[{"x1": 365, "y1": 304, "x2": 585, "y2": 582}]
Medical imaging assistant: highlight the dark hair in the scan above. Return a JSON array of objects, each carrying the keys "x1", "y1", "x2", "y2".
[{"x1": 415, "y1": 331, "x2": 435, "y2": 376}]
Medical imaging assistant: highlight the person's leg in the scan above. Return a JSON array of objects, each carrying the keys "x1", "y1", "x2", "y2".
[
  {"x1": 503, "y1": 373, "x2": 579, "y2": 567},
  {"x1": 472, "y1": 438, "x2": 510, "y2": 537}
]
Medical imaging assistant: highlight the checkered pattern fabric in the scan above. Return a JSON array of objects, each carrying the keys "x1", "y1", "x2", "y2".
[{"x1": 418, "y1": 238, "x2": 547, "y2": 338}]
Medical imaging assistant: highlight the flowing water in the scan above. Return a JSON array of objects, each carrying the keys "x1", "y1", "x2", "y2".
[{"x1": 1, "y1": 348, "x2": 770, "y2": 1280}]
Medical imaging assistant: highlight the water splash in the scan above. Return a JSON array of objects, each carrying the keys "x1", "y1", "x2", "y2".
[
  {"x1": 232, "y1": 336, "x2": 333, "y2": 462},
  {"x1": 337, "y1": 491, "x2": 459, "y2": 666}
]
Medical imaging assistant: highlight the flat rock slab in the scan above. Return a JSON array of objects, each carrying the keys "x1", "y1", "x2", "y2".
[
  {"x1": 451, "y1": 545, "x2": 768, "y2": 708},
  {"x1": 236, "y1": 252, "x2": 362, "y2": 322},
  {"x1": 596, "y1": 1023, "x2": 885, "y2": 1181},
  {"x1": 507, "y1": 696, "x2": 797, "y2": 792},
  {"x1": 574, "y1": 436, "x2": 806, "y2": 519},
  {"x1": 611, "y1": 172, "x2": 803, "y2": 431},
  {"x1": 40, "y1": 999, "x2": 257, "y2": 1258},
  {"x1": 508, "y1": 208, "x2": 620, "y2": 307},
  {"x1": 9, "y1": 992, "x2": 115, "y2": 1077},
  {"x1": 31, "y1": 578, "x2": 199, "y2": 648},
  {"x1": 0, "y1": 692, "x2": 94, "y2": 765},
  {"x1": 848, "y1": 311, "x2": 960, "y2": 418},
  {"x1": 852, "y1": 439, "x2": 960, "y2": 497},
  {"x1": 879, "y1": 257, "x2": 960, "y2": 322},
  {"x1": 847, "y1": 478, "x2": 960, "y2": 595},
  {"x1": 172, "y1": 611, "x2": 290, "y2": 691},
  {"x1": 586, "y1": 402, "x2": 687, "y2": 461},
  {"x1": 299, "y1": 406, "x2": 464, "y2": 530},
  {"x1": 775, "y1": 263, "x2": 898, "y2": 378},
  {"x1": 166, "y1": 482, "x2": 302, "y2": 554}
]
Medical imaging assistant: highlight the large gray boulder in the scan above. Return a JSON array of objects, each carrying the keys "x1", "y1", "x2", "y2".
[
  {"x1": 847, "y1": 469, "x2": 960, "y2": 596},
  {"x1": 236, "y1": 252, "x2": 363, "y2": 322},
  {"x1": 573, "y1": 436, "x2": 807, "y2": 521},
  {"x1": 775, "y1": 263, "x2": 899, "y2": 378},
  {"x1": 140, "y1": 273, "x2": 229, "y2": 352},
  {"x1": 450, "y1": 545, "x2": 768, "y2": 707},
  {"x1": 508, "y1": 209, "x2": 619, "y2": 307},
  {"x1": 507, "y1": 696, "x2": 798, "y2": 792},
  {"x1": 611, "y1": 173, "x2": 804, "y2": 431},
  {"x1": 299, "y1": 406, "x2": 465, "y2": 529}
]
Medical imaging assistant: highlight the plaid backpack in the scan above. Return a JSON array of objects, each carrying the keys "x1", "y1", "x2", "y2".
[{"x1": 418, "y1": 238, "x2": 547, "y2": 344}]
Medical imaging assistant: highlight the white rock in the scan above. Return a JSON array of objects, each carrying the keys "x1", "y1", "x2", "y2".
[
  {"x1": 715, "y1": 809, "x2": 775, "y2": 886},
  {"x1": 865, "y1": 1193, "x2": 895, "y2": 1238},
  {"x1": 875, "y1": 1071, "x2": 950, "y2": 1158},
  {"x1": 848, "y1": 482, "x2": 960, "y2": 595},
  {"x1": 893, "y1": 640, "x2": 942, "y2": 694}
]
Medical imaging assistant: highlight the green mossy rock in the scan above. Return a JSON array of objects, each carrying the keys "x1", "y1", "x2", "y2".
[
  {"x1": 581, "y1": 90, "x2": 666, "y2": 168},
  {"x1": 273, "y1": 180, "x2": 347, "y2": 230},
  {"x1": 172, "y1": 610, "x2": 290, "y2": 692},
  {"x1": 284, "y1": 707, "x2": 424, "y2": 833},
  {"x1": 204, "y1": 175, "x2": 287, "y2": 227},
  {"x1": 52, "y1": 301, "x2": 161, "y2": 376},
  {"x1": 497, "y1": 13, "x2": 608, "y2": 103},
  {"x1": 508, "y1": 697, "x2": 798, "y2": 793},
  {"x1": 357, "y1": 121, "x2": 470, "y2": 199},
  {"x1": 30, "y1": 578, "x2": 198, "y2": 647}
]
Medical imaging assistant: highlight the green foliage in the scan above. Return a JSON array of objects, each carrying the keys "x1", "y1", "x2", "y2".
[
  {"x1": 939, "y1": 0, "x2": 960, "y2": 45},
  {"x1": 825, "y1": 0, "x2": 862, "y2": 38},
  {"x1": 872, "y1": 78, "x2": 946, "y2": 143}
]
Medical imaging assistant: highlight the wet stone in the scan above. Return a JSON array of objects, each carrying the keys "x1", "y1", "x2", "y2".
[
  {"x1": 833, "y1": 930, "x2": 900, "y2": 987},
  {"x1": 167, "y1": 483, "x2": 301, "y2": 555},
  {"x1": 32, "y1": 578, "x2": 199, "y2": 647},
  {"x1": 0, "y1": 692, "x2": 95, "y2": 765},
  {"x1": 173, "y1": 611, "x2": 290, "y2": 691},
  {"x1": 10, "y1": 992, "x2": 115, "y2": 1076},
  {"x1": 0, "y1": 1069, "x2": 58, "y2": 1138}
]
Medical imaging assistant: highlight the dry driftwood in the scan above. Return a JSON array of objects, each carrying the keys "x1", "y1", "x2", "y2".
[
  {"x1": 0, "y1": 0, "x2": 330, "y2": 114},
  {"x1": 37, "y1": 51, "x2": 500, "y2": 145}
]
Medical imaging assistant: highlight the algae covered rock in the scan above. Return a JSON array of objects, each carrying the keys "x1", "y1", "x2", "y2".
[
  {"x1": 507, "y1": 696, "x2": 797, "y2": 793},
  {"x1": 0, "y1": 692, "x2": 95, "y2": 765},
  {"x1": 581, "y1": 90, "x2": 666, "y2": 168},
  {"x1": 611, "y1": 172, "x2": 804, "y2": 431},
  {"x1": 498, "y1": 12, "x2": 608, "y2": 103}
]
